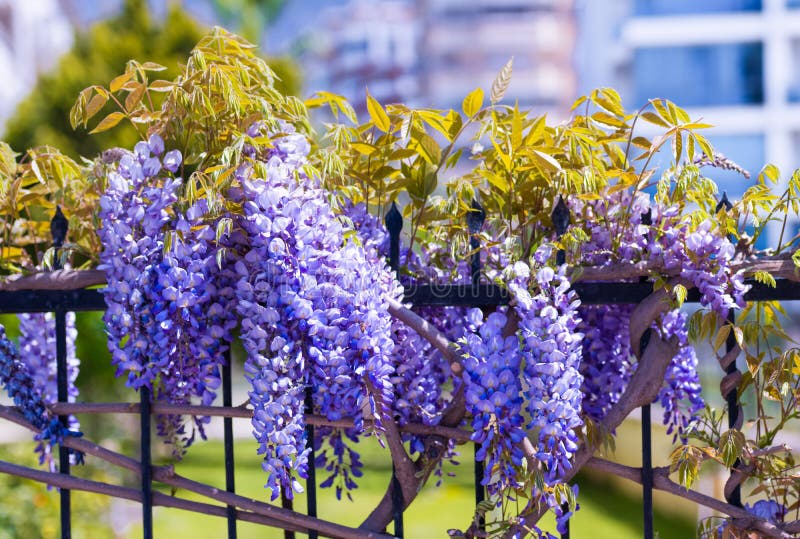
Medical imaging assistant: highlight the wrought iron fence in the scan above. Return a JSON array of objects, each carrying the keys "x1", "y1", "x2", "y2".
[{"x1": 1, "y1": 202, "x2": 798, "y2": 539}]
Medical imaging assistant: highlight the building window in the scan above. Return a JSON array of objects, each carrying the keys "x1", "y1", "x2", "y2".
[
  {"x1": 633, "y1": 43, "x2": 763, "y2": 107},
  {"x1": 634, "y1": 0, "x2": 761, "y2": 16}
]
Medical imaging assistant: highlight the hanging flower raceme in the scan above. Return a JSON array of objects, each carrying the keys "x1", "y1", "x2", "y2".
[
  {"x1": 17, "y1": 312, "x2": 81, "y2": 470},
  {"x1": 98, "y1": 134, "x2": 232, "y2": 456},
  {"x1": 0, "y1": 325, "x2": 82, "y2": 454},
  {"x1": 233, "y1": 123, "x2": 399, "y2": 500},
  {"x1": 578, "y1": 304, "x2": 634, "y2": 423},
  {"x1": 510, "y1": 259, "x2": 584, "y2": 484},
  {"x1": 461, "y1": 308, "x2": 527, "y2": 497}
]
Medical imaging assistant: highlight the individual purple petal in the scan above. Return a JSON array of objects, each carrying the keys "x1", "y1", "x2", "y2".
[
  {"x1": 148, "y1": 133, "x2": 165, "y2": 156},
  {"x1": 163, "y1": 150, "x2": 182, "y2": 173},
  {"x1": 142, "y1": 157, "x2": 161, "y2": 177}
]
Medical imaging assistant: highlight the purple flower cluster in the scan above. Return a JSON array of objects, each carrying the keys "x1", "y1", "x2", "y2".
[
  {"x1": 578, "y1": 305, "x2": 634, "y2": 422},
  {"x1": 653, "y1": 309, "x2": 703, "y2": 439},
  {"x1": 461, "y1": 308, "x2": 527, "y2": 497},
  {"x1": 17, "y1": 312, "x2": 81, "y2": 470},
  {"x1": 511, "y1": 262, "x2": 584, "y2": 483},
  {"x1": 744, "y1": 500, "x2": 787, "y2": 524},
  {"x1": 98, "y1": 134, "x2": 234, "y2": 455},
  {"x1": 0, "y1": 325, "x2": 81, "y2": 451},
  {"x1": 232, "y1": 123, "x2": 398, "y2": 500},
  {"x1": 572, "y1": 191, "x2": 747, "y2": 435},
  {"x1": 662, "y1": 220, "x2": 747, "y2": 317}
]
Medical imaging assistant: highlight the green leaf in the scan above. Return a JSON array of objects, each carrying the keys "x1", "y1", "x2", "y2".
[
  {"x1": 674, "y1": 284, "x2": 687, "y2": 307},
  {"x1": 591, "y1": 111, "x2": 624, "y2": 128},
  {"x1": 366, "y1": 91, "x2": 391, "y2": 132},
  {"x1": 349, "y1": 142, "x2": 378, "y2": 156},
  {"x1": 713, "y1": 325, "x2": 731, "y2": 353},
  {"x1": 530, "y1": 150, "x2": 561, "y2": 173},
  {"x1": 792, "y1": 249, "x2": 800, "y2": 268},
  {"x1": 481, "y1": 169, "x2": 510, "y2": 193},
  {"x1": 718, "y1": 429, "x2": 745, "y2": 467},
  {"x1": 760, "y1": 163, "x2": 780, "y2": 184},
  {"x1": 462, "y1": 87, "x2": 484, "y2": 117},
  {"x1": 640, "y1": 111, "x2": 669, "y2": 128},
  {"x1": 89, "y1": 111, "x2": 125, "y2": 134},
  {"x1": 410, "y1": 127, "x2": 441, "y2": 165}
]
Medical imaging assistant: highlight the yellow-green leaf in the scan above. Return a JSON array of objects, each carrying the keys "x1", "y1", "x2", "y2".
[
  {"x1": 149, "y1": 80, "x2": 175, "y2": 92},
  {"x1": 350, "y1": 142, "x2": 378, "y2": 156},
  {"x1": 753, "y1": 270, "x2": 776, "y2": 288},
  {"x1": 84, "y1": 94, "x2": 108, "y2": 123},
  {"x1": 640, "y1": 111, "x2": 669, "y2": 128},
  {"x1": 110, "y1": 72, "x2": 134, "y2": 93},
  {"x1": 89, "y1": 112, "x2": 126, "y2": 134},
  {"x1": 410, "y1": 128, "x2": 441, "y2": 165},
  {"x1": 125, "y1": 83, "x2": 145, "y2": 111},
  {"x1": 462, "y1": 87, "x2": 484, "y2": 117},
  {"x1": 366, "y1": 92, "x2": 391, "y2": 132},
  {"x1": 140, "y1": 61, "x2": 167, "y2": 72},
  {"x1": 674, "y1": 284, "x2": 687, "y2": 306}
]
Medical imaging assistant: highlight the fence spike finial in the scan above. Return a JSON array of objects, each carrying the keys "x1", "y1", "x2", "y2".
[
  {"x1": 716, "y1": 191, "x2": 732, "y2": 213},
  {"x1": 51, "y1": 206, "x2": 68, "y2": 248},
  {"x1": 466, "y1": 198, "x2": 486, "y2": 235},
  {"x1": 385, "y1": 201, "x2": 403, "y2": 272},
  {"x1": 551, "y1": 196, "x2": 570, "y2": 238}
]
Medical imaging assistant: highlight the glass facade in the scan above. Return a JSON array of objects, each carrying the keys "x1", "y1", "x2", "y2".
[
  {"x1": 633, "y1": 43, "x2": 763, "y2": 107},
  {"x1": 634, "y1": 0, "x2": 762, "y2": 16}
]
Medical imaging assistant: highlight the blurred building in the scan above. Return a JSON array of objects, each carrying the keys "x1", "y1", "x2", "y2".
[
  {"x1": 303, "y1": 0, "x2": 578, "y2": 117},
  {"x1": 305, "y1": 1, "x2": 421, "y2": 109},
  {"x1": 577, "y1": 0, "x2": 800, "y2": 246},
  {"x1": 0, "y1": 0, "x2": 73, "y2": 127}
]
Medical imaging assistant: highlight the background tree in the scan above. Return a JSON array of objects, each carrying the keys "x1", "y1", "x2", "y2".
[{"x1": 2, "y1": 0, "x2": 300, "y2": 159}]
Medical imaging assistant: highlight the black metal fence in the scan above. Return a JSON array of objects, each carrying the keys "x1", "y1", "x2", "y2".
[{"x1": 1, "y1": 203, "x2": 799, "y2": 539}]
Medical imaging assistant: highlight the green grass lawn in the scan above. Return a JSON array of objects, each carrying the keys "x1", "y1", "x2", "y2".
[
  {"x1": 0, "y1": 419, "x2": 696, "y2": 538},
  {"x1": 123, "y1": 418, "x2": 695, "y2": 538}
]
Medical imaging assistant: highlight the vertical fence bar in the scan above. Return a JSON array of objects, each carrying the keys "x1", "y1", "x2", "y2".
[
  {"x1": 552, "y1": 197, "x2": 571, "y2": 538},
  {"x1": 55, "y1": 307, "x2": 71, "y2": 539},
  {"x1": 724, "y1": 308, "x2": 742, "y2": 507},
  {"x1": 140, "y1": 386, "x2": 153, "y2": 539},
  {"x1": 467, "y1": 199, "x2": 486, "y2": 531},
  {"x1": 222, "y1": 351, "x2": 237, "y2": 538},
  {"x1": 391, "y1": 465, "x2": 404, "y2": 538},
  {"x1": 716, "y1": 193, "x2": 742, "y2": 508},
  {"x1": 641, "y1": 404, "x2": 654, "y2": 539},
  {"x1": 385, "y1": 203, "x2": 404, "y2": 537},
  {"x1": 51, "y1": 207, "x2": 71, "y2": 539},
  {"x1": 304, "y1": 387, "x2": 318, "y2": 539},
  {"x1": 282, "y1": 495, "x2": 295, "y2": 539}
]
